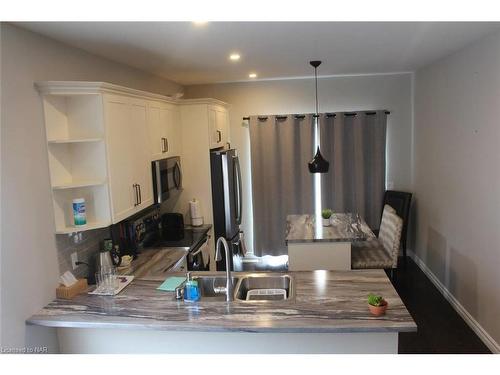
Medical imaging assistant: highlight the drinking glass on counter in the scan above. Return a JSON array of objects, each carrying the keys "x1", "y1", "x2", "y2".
[{"x1": 95, "y1": 266, "x2": 117, "y2": 295}]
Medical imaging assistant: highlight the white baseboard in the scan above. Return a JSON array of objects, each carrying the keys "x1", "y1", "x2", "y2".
[{"x1": 407, "y1": 250, "x2": 499, "y2": 354}]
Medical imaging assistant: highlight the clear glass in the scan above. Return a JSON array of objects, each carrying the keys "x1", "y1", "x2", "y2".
[{"x1": 95, "y1": 266, "x2": 117, "y2": 295}]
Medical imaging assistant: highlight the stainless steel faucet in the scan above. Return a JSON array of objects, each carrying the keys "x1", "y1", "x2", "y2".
[{"x1": 215, "y1": 237, "x2": 233, "y2": 302}]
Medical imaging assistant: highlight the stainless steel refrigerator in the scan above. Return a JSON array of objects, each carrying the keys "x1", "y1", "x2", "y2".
[{"x1": 210, "y1": 149, "x2": 243, "y2": 271}]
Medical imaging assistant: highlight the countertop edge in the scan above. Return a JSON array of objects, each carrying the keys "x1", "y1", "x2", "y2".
[
  {"x1": 286, "y1": 238, "x2": 367, "y2": 244},
  {"x1": 26, "y1": 317, "x2": 417, "y2": 334}
]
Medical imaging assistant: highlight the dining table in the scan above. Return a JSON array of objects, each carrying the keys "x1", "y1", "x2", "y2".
[{"x1": 285, "y1": 213, "x2": 376, "y2": 271}]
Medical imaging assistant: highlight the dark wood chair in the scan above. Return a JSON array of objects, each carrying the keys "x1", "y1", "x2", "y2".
[{"x1": 380, "y1": 190, "x2": 412, "y2": 260}]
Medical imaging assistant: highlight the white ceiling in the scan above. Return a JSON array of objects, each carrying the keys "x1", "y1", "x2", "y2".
[{"x1": 16, "y1": 22, "x2": 500, "y2": 85}]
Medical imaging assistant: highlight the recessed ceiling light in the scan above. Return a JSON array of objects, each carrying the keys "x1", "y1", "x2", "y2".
[
  {"x1": 249, "y1": 73, "x2": 257, "y2": 78},
  {"x1": 193, "y1": 21, "x2": 208, "y2": 26},
  {"x1": 229, "y1": 53, "x2": 241, "y2": 61}
]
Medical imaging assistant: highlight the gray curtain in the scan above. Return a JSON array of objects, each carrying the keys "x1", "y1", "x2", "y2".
[
  {"x1": 319, "y1": 111, "x2": 387, "y2": 229},
  {"x1": 249, "y1": 115, "x2": 315, "y2": 256}
]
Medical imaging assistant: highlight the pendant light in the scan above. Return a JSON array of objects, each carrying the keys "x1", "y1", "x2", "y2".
[{"x1": 308, "y1": 60, "x2": 329, "y2": 173}]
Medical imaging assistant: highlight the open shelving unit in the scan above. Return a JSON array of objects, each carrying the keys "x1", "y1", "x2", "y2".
[{"x1": 41, "y1": 93, "x2": 112, "y2": 233}]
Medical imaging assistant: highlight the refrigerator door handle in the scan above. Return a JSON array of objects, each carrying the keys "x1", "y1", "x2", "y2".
[{"x1": 233, "y1": 155, "x2": 243, "y2": 225}]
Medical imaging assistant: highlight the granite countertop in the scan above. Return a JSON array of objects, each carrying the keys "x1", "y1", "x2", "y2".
[
  {"x1": 117, "y1": 248, "x2": 187, "y2": 277},
  {"x1": 286, "y1": 213, "x2": 377, "y2": 243},
  {"x1": 117, "y1": 224, "x2": 212, "y2": 277},
  {"x1": 27, "y1": 269, "x2": 416, "y2": 334}
]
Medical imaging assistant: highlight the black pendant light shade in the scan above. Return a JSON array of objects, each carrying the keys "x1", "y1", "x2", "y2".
[
  {"x1": 308, "y1": 60, "x2": 329, "y2": 173},
  {"x1": 308, "y1": 146, "x2": 330, "y2": 173}
]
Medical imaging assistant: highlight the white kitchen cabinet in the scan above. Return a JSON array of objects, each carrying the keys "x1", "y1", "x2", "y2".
[
  {"x1": 104, "y1": 95, "x2": 136, "y2": 223},
  {"x1": 176, "y1": 99, "x2": 230, "y2": 270},
  {"x1": 129, "y1": 98, "x2": 153, "y2": 210},
  {"x1": 147, "y1": 101, "x2": 182, "y2": 160},
  {"x1": 36, "y1": 81, "x2": 226, "y2": 234},
  {"x1": 40, "y1": 92, "x2": 111, "y2": 234},
  {"x1": 208, "y1": 105, "x2": 229, "y2": 149},
  {"x1": 104, "y1": 94, "x2": 152, "y2": 223},
  {"x1": 168, "y1": 108, "x2": 182, "y2": 157}
]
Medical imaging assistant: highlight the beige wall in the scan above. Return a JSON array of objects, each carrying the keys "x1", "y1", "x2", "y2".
[
  {"x1": 414, "y1": 30, "x2": 500, "y2": 351},
  {"x1": 185, "y1": 74, "x2": 413, "y2": 252},
  {"x1": 0, "y1": 23, "x2": 182, "y2": 350}
]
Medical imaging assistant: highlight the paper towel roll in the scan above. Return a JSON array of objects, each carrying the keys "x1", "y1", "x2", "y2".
[{"x1": 189, "y1": 198, "x2": 203, "y2": 226}]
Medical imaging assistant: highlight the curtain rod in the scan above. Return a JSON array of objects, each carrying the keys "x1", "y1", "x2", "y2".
[{"x1": 242, "y1": 111, "x2": 390, "y2": 121}]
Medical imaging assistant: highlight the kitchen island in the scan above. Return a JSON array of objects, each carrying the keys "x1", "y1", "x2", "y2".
[
  {"x1": 286, "y1": 213, "x2": 376, "y2": 271},
  {"x1": 27, "y1": 269, "x2": 416, "y2": 353}
]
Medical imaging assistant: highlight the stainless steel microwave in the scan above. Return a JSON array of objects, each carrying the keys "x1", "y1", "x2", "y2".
[{"x1": 152, "y1": 157, "x2": 182, "y2": 204}]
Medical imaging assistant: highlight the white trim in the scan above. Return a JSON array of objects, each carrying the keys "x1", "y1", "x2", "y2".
[
  {"x1": 210, "y1": 71, "x2": 413, "y2": 84},
  {"x1": 408, "y1": 249, "x2": 500, "y2": 353},
  {"x1": 177, "y1": 98, "x2": 229, "y2": 107},
  {"x1": 34, "y1": 81, "x2": 229, "y2": 107}
]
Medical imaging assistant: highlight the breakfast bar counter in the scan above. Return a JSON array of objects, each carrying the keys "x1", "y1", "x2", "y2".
[
  {"x1": 286, "y1": 213, "x2": 376, "y2": 271},
  {"x1": 27, "y1": 269, "x2": 416, "y2": 353}
]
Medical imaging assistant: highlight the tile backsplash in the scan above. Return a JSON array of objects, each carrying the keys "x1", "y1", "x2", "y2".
[{"x1": 56, "y1": 227, "x2": 111, "y2": 279}]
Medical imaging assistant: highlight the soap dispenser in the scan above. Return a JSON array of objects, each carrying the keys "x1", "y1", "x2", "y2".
[{"x1": 184, "y1": 272, "x2": 200, "y2": 302}]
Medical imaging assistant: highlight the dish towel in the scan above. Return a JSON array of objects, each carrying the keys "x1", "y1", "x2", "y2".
[{"x1": 157, "y1": 276, "x2": 186, "y2": 292}]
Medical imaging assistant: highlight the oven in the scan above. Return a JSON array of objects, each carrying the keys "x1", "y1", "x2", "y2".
[{"x1": 152, "y1": 156, "x2": 182, "y2": 204}]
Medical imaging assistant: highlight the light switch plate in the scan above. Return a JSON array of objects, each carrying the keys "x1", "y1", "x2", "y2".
[{"x1": 71, "y1": 252, "x2": 78, "y2": 270}]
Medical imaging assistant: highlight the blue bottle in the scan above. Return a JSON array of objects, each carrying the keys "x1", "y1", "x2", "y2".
[{"x1": 184, "y1": 273, "x2": 200, "y2": 302}]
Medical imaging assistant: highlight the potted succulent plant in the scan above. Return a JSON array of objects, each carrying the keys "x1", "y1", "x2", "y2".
[
  {"x1": 321, "y1": 209, "x2": 333, "y2": 226},
  {"x1": 368, "y1": 294, "x2": 388, "y2": 316}
]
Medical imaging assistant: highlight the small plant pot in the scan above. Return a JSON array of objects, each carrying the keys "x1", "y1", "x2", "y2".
[
  {"x1": 322, "y1": 218, "x2": 331, "y2": 226},
  {"x1": 369, "y1": 300, "x2": 388, "y2": 316}
]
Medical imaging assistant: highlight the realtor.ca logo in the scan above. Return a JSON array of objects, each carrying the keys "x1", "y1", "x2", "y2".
[{"x1": 1, "y1": 346, "x2": 48, "y2": 354}]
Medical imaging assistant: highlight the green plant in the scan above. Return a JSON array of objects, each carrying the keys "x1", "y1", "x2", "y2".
[
  {"x1": 321, "y1": 209, "x2": 333, "y2": 219},
  {"x1": 368, "y1": 294, "x2": 385, "y2": 307}
]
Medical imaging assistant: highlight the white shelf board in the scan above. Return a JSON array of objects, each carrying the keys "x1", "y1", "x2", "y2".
[
  {"x1": 52, "y1": 180, "x2": 107, "y2": 190},
  {"x1": 48, "y1": 137, "x2": 103, "y2": 144},
  {"x1": 55, "y1": 220, "x2": 111, "y2": 234}
]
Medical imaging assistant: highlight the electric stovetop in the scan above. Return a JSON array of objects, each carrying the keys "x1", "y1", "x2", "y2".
[{"x1": 146, "y1": 225, "x2": 211, "y2": 252}]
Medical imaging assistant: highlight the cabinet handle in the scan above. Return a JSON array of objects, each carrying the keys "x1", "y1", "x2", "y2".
[
  {"x1": 165, "y1": 138, "x2": 169, "y2": 152},
  {"x1": 161, "y1": 138, "x2": 166, "y2": 153},
  {"x1": 133, "y1": 184, "x2": 138, "y2": 206},
  {"x1": 138, "y1": 184, "x2": 142, "y2": 205},
  {"x1": 217, "y1": 130, "x2": 222, "y2": 143}
]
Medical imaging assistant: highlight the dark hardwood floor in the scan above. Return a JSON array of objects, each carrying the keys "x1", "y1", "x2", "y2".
[
  {"x1": 240, "y1": 254, "x2": 492, "y2": 353},
  {"x1": 389, "y1": 258, "x2": 491, "y2": 354}
]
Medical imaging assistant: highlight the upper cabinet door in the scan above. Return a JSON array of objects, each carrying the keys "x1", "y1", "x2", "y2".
[
  {"x1": 215, "y1": 109, "x2": 229, "y2": 146},
  {"x1": 104, "y1": 95, "x2": 138, "y2": 223},
  {"x1": 208, "y1": 107, "x2": 218, "y2": 148},
  {"x1": 147, "y1": 102, "x2": 181, "y2": 160},
  {"x1": 129, "y1": 98, "x2": 153, "y2": 210},
  {"x1": 146, "y1": 101, "x2": 164, "y2": 161},
  {"x1": 165, "y1": 107, "x2": 182, "y2": 157},
  {"x1": 208, "y1": 105, "x2": 229, "y2": 149}
]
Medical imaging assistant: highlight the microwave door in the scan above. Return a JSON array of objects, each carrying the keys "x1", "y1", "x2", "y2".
[{"x1": 153, "y1": 159, "x2": 170, "y2": 204}]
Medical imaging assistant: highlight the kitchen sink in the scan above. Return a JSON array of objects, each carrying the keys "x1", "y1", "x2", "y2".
[
  {"x1": 234, "y1": 274, "x2": 294, "y2": 302},
  {"x1": 193, "y1": 276, "x2": 239, "y2": 301}
]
